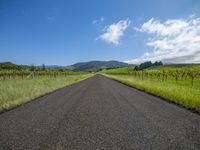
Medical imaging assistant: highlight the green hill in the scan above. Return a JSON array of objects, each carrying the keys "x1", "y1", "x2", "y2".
[
  {"x1": 148, "y1": 64, "x2": 200, "y2": 70},
  {"x1": 66, "y1": 61, "x2": 133, "y2": 72},
  {"x1": 100, "y1": 63, "x2": 200, "y2": 74},
  {"x1": 100, "y1": 66, "x2": 135, "y2": 74},
  {"x1": 0, "y1": 62, "x2": 29, "y2": 70}
]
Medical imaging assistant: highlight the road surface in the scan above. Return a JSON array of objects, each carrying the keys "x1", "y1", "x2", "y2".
[{"x1": 0, "y1": 75, "x2": 200, "y2": 150}]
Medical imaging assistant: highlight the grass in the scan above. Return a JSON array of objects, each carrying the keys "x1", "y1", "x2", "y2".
[
  {"x1": 101, "y1": 66, "x2": 135, "y2": 74},
  {"x1": 0, "y1": 74, "x2": 92, "y2": 111},
  {"x1": 148, "y1": 64, "x2": 200, "y2": 70},
  {"x1": 104, "y1": 74, "x2": 200, "y2": 112}
]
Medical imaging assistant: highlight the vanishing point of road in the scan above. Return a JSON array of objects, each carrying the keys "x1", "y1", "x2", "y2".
[{"x1": 0, "y1": 75, "x2": 200, "y2": 150}]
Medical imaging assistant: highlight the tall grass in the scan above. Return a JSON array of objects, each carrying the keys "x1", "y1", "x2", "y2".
[
  {"x1": 105, "y1": 74, "x2": 200, "y2": 112},
  {"x1": 0, "y1": 74, "x2": 92, "y2": 111}
]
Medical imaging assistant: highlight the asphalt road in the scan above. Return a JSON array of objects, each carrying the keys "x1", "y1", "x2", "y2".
[{"x1": 0, "y1": 75, "x2": 200, "y2": 150}]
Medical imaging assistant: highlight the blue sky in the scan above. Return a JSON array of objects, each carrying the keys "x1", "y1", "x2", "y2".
[{"x1": 1, "y1": 0, "x2": 200, "y2": 65}]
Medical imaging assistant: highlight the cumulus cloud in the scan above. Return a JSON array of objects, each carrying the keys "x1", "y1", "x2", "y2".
[
  {"x1": 98, "y1": 19, "x2": 131, "y2": 45},
  {"x1": 126, "y1": 16, "x2": 200, "y2": 64}
]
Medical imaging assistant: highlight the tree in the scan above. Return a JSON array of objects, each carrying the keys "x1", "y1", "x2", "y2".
[
  {"x1": 42, "y1": 64, "x2": 46, "y2": 71},
  {"x1": 135, "y1": 61, "x2": 163, "y2": 71},
  {"x1": 154, "y1": 61, "x2": 163, "y2": 66},
  {"x1": 0, "y1": 62, "x2": 24, "y2": 70},
  {"x1": 30, "y1": 64, "x2": 35, "y2": 71},
  {"x1": 134, "y1": 66, "x2": 139, "y2": 71},
  {"x1": 139, "y1": 61, "x2": 153, "y2": 70}
]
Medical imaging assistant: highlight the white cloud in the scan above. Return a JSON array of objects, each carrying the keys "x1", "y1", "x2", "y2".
[
  {"x1": 92, "y1": 17, "x2": 104, "y2": 25},
  {"x1": 126, "y1": 16, "x2": 200, "y2": 64},
  {"x1": 98, "y1": 19, "x2": 131, "y2": 45}
]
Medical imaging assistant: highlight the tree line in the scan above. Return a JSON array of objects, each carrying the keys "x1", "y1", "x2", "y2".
[
  {"x1": 0, "y1": 62, "x2": 87, "y2": 79},
  {"x1": 134, "y1": 61, "x2": 163, "y2": 71}
]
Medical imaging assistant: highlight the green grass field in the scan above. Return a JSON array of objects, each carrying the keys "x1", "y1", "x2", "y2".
[
  {"x1": 102, "y1": 64, "x2": 200, "y2": 112},
  {"x1": 101, "y1": 67, "x2": 135, "y2": 74},
  {"x1": 105, "y1": 74, "x2": 200, "y2": 112},
  {"x1": 148, "y1": 64, "x2": 200, "y2": 70},
  {"x1": 0, "y1": 74, "x2": 92, "y2": 111}
]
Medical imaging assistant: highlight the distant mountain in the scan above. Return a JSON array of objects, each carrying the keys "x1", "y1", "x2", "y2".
[
  {"x1": 66, "y1": 60, "x2": 133, "y2": 71},
  {"x1": 0, "y1": 62, "x2": 66, "y2": 71},
  {"x1": 0, "y1": 61, "x2": 133, "y2": 72},
  {"x1": 43, "y1": 65, "x2": 65, "y2": 69},
  {"x1": 0, "y1": 62, "x2": 29, "y2": 70}
]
